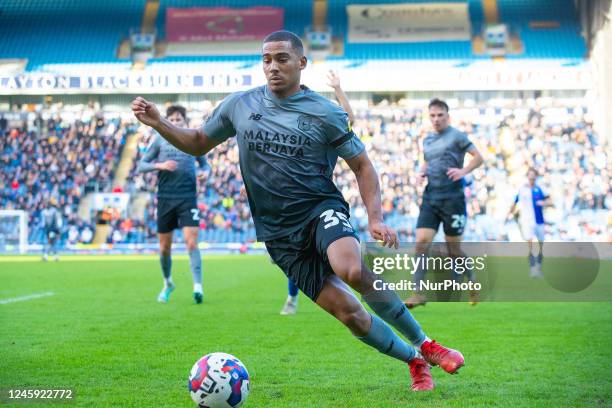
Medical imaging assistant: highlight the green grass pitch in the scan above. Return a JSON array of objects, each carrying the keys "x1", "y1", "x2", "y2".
[{"x1": 1, "y1": 255, "x2": 611, "y2": 407}]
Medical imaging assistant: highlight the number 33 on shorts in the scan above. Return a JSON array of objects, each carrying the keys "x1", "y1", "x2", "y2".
[{"x1": 320, "y1": 209, "x2": 353, "y2": 231}]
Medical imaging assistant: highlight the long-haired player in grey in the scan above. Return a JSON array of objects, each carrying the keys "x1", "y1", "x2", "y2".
[
  {"x1": 136, "y1": 105, "x2": 208, "y2": 304},
  {"x1": 132, "y1": 31, "x2": 465, "y2": 391}
]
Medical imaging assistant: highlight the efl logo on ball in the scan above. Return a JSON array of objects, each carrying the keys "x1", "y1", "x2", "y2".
[{"x1": 188, "y1": 352, "x2": 250, "y2": 408}]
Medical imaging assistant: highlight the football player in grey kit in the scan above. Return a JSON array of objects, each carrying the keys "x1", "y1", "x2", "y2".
[
  {"x1": 41, "y1": 197, "x2": 63, "y2": 261},
  {"x1": 132, "y1": 31, "x2": 464, "y2": 391},
  {"x1": 136, "y1": 105, "x2": 207, "y2": 304},
  {"x1": 280, "y1": 69, "x2": 356, "y2": 316},
  {"x1": 404, "y1": 98, "x2": 484, "y2": 309}
]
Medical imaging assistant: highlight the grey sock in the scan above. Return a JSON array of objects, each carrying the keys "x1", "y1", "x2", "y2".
[
  {"x1": 413, "y1": 262, "x2": 427, "y2": 287},
  {"x1": 466, "y1": 266, "x2": 476, "y2": 282},
  {"x1": 357, "y1": 314, "x2": 416, "y2": 362},
  {"x1": 363, "y1": 289, "x2": 426, "y2": 346},
  {"x1": 188, "y1": 249, "x2": 202, "y2": 285},
  {"x1": 160, "y1": 254, "x2": 172, "y2": 280}
]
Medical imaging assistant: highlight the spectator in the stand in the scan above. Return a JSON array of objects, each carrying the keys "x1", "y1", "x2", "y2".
[
  {"x1": 0, "y1": 114, "x2": 7, "y2": 135},
  {"x1": 68, "y1": 225, "x2": 79, "y2": 245},
  {"x1": 0, "y1": 105, "x2": 128, "y2": 249},
  {"x1": 80, "y1": 224, "x2": 94, "y2": 244}
]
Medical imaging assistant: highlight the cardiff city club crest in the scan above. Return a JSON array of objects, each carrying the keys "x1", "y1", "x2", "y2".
[{"x1": 297, "y1": 114, "x2": 313, "y2": 132}]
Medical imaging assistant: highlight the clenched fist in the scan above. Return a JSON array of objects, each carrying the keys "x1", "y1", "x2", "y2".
[{"x1": 132, "y1": 96, "x2": 162, "y2": 128}]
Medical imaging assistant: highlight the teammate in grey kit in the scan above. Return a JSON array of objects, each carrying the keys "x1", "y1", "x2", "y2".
[
  {"x1": 404, "y1": 98, "x2": 484, "y2": 308},
  {"x1": 136, "y1": 105, "x2": 207, "y2": 304},
  {"x1": 41, "y1": 197, "x2": 63, "y2": 262},
  {"x1": 132, "y1": 31, "x2": 465, "y2": 391}
]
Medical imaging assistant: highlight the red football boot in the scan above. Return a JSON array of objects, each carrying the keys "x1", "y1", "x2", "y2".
[
  {"x1": 408, "y1": 358, "x2": 434, "y2": 391},
  {"x1": 420, "y1": 340, "x2": 465, "y2": 374}
]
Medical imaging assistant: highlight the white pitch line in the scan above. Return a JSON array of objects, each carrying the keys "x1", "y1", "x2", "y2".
[{"x1": 0, "y1": 291, "x2": 55, "y2": 305}]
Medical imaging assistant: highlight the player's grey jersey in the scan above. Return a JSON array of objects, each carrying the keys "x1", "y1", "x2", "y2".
[
  {"x1": 41, "y1": 207, "x2": 62, "y2": 230},
  {"x1": 203, "y1": 85, "x2": 365, "y2": 241},
  {"x1": 136, "y1": 133, "x2": 207, "y2": 199},
  {"x1": 423, "y1": 125, "x2": 474, "y2": 198}
]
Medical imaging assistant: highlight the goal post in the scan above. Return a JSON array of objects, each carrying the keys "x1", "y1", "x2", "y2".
[{"x1": 0, "y1": 210, "x2": 28, "y2": 254}]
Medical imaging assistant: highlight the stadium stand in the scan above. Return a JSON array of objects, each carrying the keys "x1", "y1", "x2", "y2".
[
  {"x1": 497, "y1": 0, "x2": 587, "y2": 59},
  {"x1": 0, "y1": 106, "x2": 131, "y2": 246},
  {"x1": 0, "y1": 1, "x2": 605, "y2": 251},
  {"x1": 0, "y1": 0, "x2": 587, "y2": 71},
  {"x1": 3, "y1": 97, "x2": 600, "y2": 247},
  {"x1": 122, "y1": 125, "x2": 255, "y2": 244},
  {"x1": 339, "y1": 98, "x2": 607, "y2": 241},
  {"x1": 326, "y1": 0, "x2": 585, "y2": 60},
  {"x1": 0, "y1": 0, "x2": 144, "y2": 70},
  {"x1": 155, "y1": 0, "x2": 312, "y2": 43},
  {"x1": 327, "y1": 0, "x2": 477, "y2": 60}
]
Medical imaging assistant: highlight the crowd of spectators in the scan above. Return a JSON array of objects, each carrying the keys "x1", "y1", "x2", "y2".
[
  {"x1": 0, "y1": 104, "x2": 130, "y2": 245},
  {"x1": 120, "y1": 123, "x2": 253, "y2": 244},
  {"x1": 116, "y1": 96, "x2": 608, "y2": 243},
  {"x1": 1, "y1": 96, "x2": 609, "y2": 249},
  {"x1": 340, "y1": 98, "x2": 609, "y2": 241}
]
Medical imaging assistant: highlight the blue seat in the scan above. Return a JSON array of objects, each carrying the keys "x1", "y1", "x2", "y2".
[{"x1": 0, "y1": 0, "x2": 145, "y2": 70}]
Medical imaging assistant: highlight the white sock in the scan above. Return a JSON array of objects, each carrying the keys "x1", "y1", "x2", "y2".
[
  {"x1": 416, "y1": 336, "x2": 432, "y2": 352},
  {"x1": 414, "y1": 350, "x2": 424, "y2": 360},
  {"x1": 164, "y1": 278, "x2": 174, "y2": 289},
  {"x1": 288, "y1": 295, "x2": 298, "y2": 304},
  {"x1": 193, "y1": 283, "x2": 203, "y2": 293}
]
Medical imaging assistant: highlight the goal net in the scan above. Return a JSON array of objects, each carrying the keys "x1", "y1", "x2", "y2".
[{"x1": 0, "y1": 210, "x2": 28, "y2": 254}]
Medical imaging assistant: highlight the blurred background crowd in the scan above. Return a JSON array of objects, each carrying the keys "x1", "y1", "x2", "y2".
[{"x1": 1, "y1": 95, "x2": 608, "y2": 248}]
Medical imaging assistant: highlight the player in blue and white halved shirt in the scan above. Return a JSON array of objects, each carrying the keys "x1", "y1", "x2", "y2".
[{"x1": 507, "y1": 168, "x2": 553, "y2": 277}]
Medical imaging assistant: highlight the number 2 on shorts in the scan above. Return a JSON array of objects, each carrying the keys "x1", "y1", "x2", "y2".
[
  {"x1": 191, "y1": 208, "x2": 200, "y2": 221},
  {"x1": 451, "y1": 214, "x2": 466, "y2": 229}
]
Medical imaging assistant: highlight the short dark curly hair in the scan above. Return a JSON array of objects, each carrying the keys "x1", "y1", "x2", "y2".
[{"x1": 263, "y1": 30, "x2": 304, "y2": 56}]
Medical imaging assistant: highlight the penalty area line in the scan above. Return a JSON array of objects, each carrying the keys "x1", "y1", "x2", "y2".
[{"x1": 0, "y1": 291, "x2": 55, "y2": 305}]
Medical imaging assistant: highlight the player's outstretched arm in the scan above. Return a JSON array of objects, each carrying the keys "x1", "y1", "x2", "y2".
[
  {"x1": 346, "y1": 151, "x2": 398, "y2": 248},
  {"x1": 131, "y1": 97, "x2": 221, "y2": 156}
]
